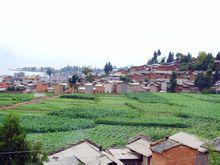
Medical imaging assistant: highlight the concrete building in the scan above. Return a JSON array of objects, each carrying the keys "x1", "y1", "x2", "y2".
[
  {"x1": 85, "y1": 83, "x2": 94, "y2": 94},
  {"x1": 45, "y1": 140, "x2": 123, "y2": 165}
]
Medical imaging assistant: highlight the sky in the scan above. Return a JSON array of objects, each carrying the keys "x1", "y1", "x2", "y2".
[{"x1": 0, "y1": 0, "x2": 220, "y2": 70}]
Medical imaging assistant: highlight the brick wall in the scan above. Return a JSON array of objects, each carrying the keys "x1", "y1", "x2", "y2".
[
  {"x1": 151, "y1": 145, "x2": 208, "y2": 165},
  {"x1": 94, "y1": 86, "x2": 104, "y2": 93},
  {"x1": 36, "y1": 84, "x2": 48, "y2": 93}
]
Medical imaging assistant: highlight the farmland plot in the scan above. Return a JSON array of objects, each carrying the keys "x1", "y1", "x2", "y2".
[{"x1": 0, "y1": 93, "x2": 219, "y2": 153}]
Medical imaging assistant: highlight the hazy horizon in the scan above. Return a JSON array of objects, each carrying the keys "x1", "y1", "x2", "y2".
[{"x1": 1, "y1": 0, "x2": 220, "y2": 71}]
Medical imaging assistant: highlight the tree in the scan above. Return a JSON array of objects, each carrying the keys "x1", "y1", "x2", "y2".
[
  {"x1": 0, "y1": 115, "x2": 46, "y2": 164},
  {"x1": 68, "y1": 74, "x2": 79, "y2": 92},
  {"x1": 104, "y1": 62, "x2": 113, "y2": 76},
  {"x1": 148, "y1": 51, "x2": 159, "y2": 65},
  {"x1": 157, "y1": 49, "x2": 161, "y2": 56},
  {"x1": 160, "y1": 57, "x2": 166, "y2": 64},
  {"x1": 166, "y1": 52, "x2": 174, "y2": 63},
  {"x1": 195, "y1": 73, "x2": 212, "y2": 91},
  {"x1": 120, "y1": 75, "x2": 131, "y2": 83},
  {"x1": 85, "y1": 74, "x2": 94, "y2": 82},
  {"x1": 82, "y1": 67, "x2": 92, "y2": 76},
  {"x1": 169, "y1": 72, "x2": 177, "y2": 93},
  {"x1": 82, "y1": 67, "x2": 94, "y2": 82},
  {"x1": 46, "y1": 68, "x2": 53, "y2": 77},
  {"x1": 175, "y1": 52, "x2": 183, "y2": 62},
  {"x1": 186, "y1": 53, "x2": 192, "y2": 63},
  {"x1": 216, "y1": 52, "x2": 220, "y2": 60},
  {"x1": 214, "y1": 52, "x2": 220, "y2": 82}
]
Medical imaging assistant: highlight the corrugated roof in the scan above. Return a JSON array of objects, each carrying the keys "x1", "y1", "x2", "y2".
[
  {"x1": 202, "y1": 137, "x2": 220, "y2": 152},
  {"x1": 169, "y1": 132, "x2": 207, "y2": 153},
  {"x1": 108, "y1": 148, "x2": 140, "y2": 160},
  {"x1": 150, "y1": 139, "x2": 180, "y2": 153},
  {"x1": 126, "y1": 139, "x2": 152, "y2": 157},
  {"x1": 45, "y1": 141, "x2": 118, "y2": 165},
  {"x1": 45, "y1": 156, "x2": 79, "y2": 165}
]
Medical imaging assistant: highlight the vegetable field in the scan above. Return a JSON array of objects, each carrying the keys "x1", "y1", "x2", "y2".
[
  {"x1": 0, "y1": 93, "x2": 34, "y2": 107},
  {"x1": 0, "y1": 93, "x2": 219, "y2": 153}
]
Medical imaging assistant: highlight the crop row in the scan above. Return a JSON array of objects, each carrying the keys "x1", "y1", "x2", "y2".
[
  {"x1": 0, "y1": 115, "x2": 95, "y2": 133},
  {"x1": 95, "y1": 117, "x2": 189, "y2": 128},
  {"x1": 60, "y1": 94, "x2": 98, "y2": 100},
  {"x1": 124, "y1": 92, "x2": 168, "y2": 103},
  {"x1": 49, "y1": 107, "x2": 141, "y2": 119}
]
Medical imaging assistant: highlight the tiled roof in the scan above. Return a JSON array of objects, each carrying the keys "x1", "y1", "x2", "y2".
[
  {"x1": 108, "y1": 147, "x2": 140, "y2": 160},
  {"x1": 150, "y1": 139, "x2": 180, "y2": 153},
  {"x1": 169, "y1": 132, "x2": 207, "y2": 153},
  {"x1": 127, "y1": 138, "x2": 152, "y2": 157},
  {"x1": 46, "y1": 140, "x2": 123, "y2": 165}
]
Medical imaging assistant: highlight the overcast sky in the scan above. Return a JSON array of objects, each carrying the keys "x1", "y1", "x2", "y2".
[{"x1": 0, "y1": 0, "x2": 220, "y2": 69}]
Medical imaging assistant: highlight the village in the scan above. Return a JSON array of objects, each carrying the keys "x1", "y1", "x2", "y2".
[
  {"x1": 1, "y1": 0, "x2": 220, "y2": 164},
  {"x1": 45, "y1": 131, "x2": 219, "y2": 165},
  {"x1": 1, "y1": 58, "x2": 220, "y2": 95}
]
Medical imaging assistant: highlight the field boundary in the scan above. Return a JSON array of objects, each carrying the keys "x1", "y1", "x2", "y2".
[{"x1": 0, "y1": 95, "x2": 59, "y2": 110}]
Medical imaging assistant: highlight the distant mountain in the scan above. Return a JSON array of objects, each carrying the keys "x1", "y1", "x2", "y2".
[
  {"x1": 0, "y1": 48, "x2": 39, "y2": 74},
  {"x1": 0, "y1": 48, "x2": 19, "y2": 72}
]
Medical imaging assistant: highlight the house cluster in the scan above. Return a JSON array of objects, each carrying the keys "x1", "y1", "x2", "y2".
[
  {"x1": 1, "y1": 61, "x2": 220, "y2": 94},
  {"x1": 74, "y1": 62, "x2": 199, "y2": 94},
  {"x1": 0, "y1": 72, "x2": 69, "y2": 95},
  {"x1": 45, "y1": 132, "x2": 220, "y2": 165}
]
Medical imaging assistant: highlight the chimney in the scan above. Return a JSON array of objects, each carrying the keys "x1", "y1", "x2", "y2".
[{"x1": 98, "y1": 146, "x2": 103, "y2": 152}]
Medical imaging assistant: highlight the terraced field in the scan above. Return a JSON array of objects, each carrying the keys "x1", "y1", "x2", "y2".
[{"x1": 0, "y1": 93, "x2": 219, "y2": 153}]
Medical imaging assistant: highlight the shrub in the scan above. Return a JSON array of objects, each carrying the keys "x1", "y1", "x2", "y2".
[
  {"x1": 95, "y1": 117, "x2": 189, "y2": 128},
  {"x1": 60, "y1": 94, "x2": 97, "y2": 100}
]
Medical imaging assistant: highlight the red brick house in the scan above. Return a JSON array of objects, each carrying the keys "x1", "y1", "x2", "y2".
[
  {"x1": 54, "y1": 83, "x2": 68, "y2": 95},
  {"x1": 94, "y1": 83, "x2": 104, "y2": 93},
  {"x1": 36, "y1": 83, "x2": 49, "y2": 93},
  {"x1": 150, "y1": 132, "x2": 208, "y2": 165},
  {"x1": 0, "y1": 82, "x2": 9, "y2": 91},
  {"x1": 149, "y1": 83, "x2": 161, "y2": 92},
  {"x1": 129, "y1": 65, "x2": 149, "y2": 72},
  {"x1": 129, "y1": 73, "x2": 149, "y2": 82},
  {"x1": 176, "y1": 80, "x2": 198, "y2": 93},
  {"x1": 157, "y1": 63, "x2": 179, "y2": 71}
]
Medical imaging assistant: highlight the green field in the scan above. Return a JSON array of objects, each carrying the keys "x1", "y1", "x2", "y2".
[
  {"x1": 0, "y1": 93, "x2": 219, "y2": 153},
  {"x1": 0, "y1": 93, "x2": 34, "y2": 107}
]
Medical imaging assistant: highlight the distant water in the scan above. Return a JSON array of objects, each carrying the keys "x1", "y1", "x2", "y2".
[{"x1": 0, "y1": 69, "x2": 45, "y2": 76}]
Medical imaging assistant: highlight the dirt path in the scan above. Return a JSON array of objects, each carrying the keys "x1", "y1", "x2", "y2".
[{"x1": 0, "y1": 95, "x2": 59, "y2": 110}]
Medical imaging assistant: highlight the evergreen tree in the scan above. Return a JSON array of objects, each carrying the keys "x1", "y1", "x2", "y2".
[
  {"x1": 166, "y1": 52, "x2": 174, "y2": 63},
  {"x1": 104, "y1": 62, "x2": 113, "y2": 76},
  {"x1": 214, "y1": 52, "x2": 220, "y2": 81},
  {"x1": 160, "y1": 57, "x2": 166, "y2": 64},
  {"x1": 157, "y1": 49, "x2": 161, "y2": 56},
  {"x1": 46, "y1": 68, "x2": 53, "y2": 77},
  {"x1": 68, "y1": 74, "x2": 79, "y2": 92},
  {"x1": 195, "y1": 73, "x2": 212, "y2": 91},
  {"x1": 186, "y1": 53, "x2": 192, "y2": 63},
  {"x1": 0, "y1": 115, "x2": 46, "y2": 164},
  {"x1": 216, "y1": 52, "x2": 220, "y2": 60},
  {"x1": 169, "y1": 72, "x2": 177, "y2": 93}
]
